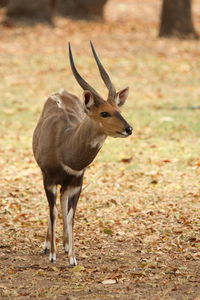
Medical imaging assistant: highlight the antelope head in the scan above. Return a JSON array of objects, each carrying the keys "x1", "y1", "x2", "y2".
[{"x1": 69, "y1": 42, "x2": 133, "y2": 138}]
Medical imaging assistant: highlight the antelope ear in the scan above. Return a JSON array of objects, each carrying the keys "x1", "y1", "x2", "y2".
[
  {"x1": 115, "y1": 87, "x2": 129, "y2": 107},
  {"x1": 83, "y1": 90, "x2": 95, "y2": 112}
]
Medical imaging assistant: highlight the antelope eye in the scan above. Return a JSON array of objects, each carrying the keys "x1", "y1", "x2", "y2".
[{"x1": 100, "y1": 112, "x2": 111, "y2": 118}]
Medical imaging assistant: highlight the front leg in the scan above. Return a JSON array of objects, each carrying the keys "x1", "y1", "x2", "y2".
[
  {"x1": 44, "y1": 216, "x2": 51, "y2": 254},
  {"x1": 43, "y1": 183, "x2": 58, "y2": 262},
  {"x1": 61, "y1": 184, "x2": 82, "y2": 266},
  {"x1": 60, "y1": 189, "x2": 69, "y2": 254}
]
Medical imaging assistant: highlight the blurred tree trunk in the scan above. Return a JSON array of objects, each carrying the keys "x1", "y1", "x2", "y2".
[
  {"x1": 57, "y1": 0, "x2": 108, "y2": 20},
  {"x1": 6, "y1": 0, "x2": 54, "y2": 23},
  {"x1": 0, "y1": 0, "x2": 8, "y2": 7},
  {"x1": 159, "y1": 0, "x2": 198, "y2": 39}
]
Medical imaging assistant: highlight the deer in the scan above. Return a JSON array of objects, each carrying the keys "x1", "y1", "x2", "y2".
[{"x1": 32, "y1": 42, "x2": 133, "y2": 266}]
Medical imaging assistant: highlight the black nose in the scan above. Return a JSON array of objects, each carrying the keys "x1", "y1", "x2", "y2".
[{"x1": 125, "y1": 126, "x2": 133, "y2": 135}]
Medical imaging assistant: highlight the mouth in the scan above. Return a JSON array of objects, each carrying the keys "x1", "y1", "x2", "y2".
[{"x1": 115, "y1": 131, "x2": 129, "y2": 138}]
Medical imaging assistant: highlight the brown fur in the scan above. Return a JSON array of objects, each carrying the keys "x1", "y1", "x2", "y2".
[{"x1": 32, "y1": 88, "x2": 132, "y2": 265}]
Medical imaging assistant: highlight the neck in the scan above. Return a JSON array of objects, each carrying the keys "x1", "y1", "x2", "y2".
[{"x1": 61, "y1": 116, "x2": 106, "y2": 170}]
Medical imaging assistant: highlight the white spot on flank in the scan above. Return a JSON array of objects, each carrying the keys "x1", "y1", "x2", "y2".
[
  {"x1": 51, "y1": 95, "x2": 64, "y2": 109},
  {"x1": 59, "y1": 88, "x2": 66, "y2": 95},
  {"x1": 62, "y1": 164, "x2": 84, "y2": 176}
]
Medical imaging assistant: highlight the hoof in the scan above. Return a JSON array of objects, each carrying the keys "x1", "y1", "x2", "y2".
[
  {"x1": 43, "y1": 241, "x2": 50, "y2": 254},
  {"x1": 69, "y1": 256, "x2": 77, "y2": 266},
  {"x1": 49, "y1": 253, "x2": 56, "y2": 263},
  {"x1": 64, "y1": 244, "x2": 69, "y2": 253},
  {"x1": 43, "y1": 248, "x2": 49, "y2": 254}
]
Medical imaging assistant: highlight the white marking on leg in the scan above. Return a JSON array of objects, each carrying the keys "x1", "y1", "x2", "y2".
[
  {"x1": 69, "y1": 256, "x2": 77, "y2": 266},
  {"x1": 68, "y1": 186, "x2": 81, "y2": 198},
  {"x1": 61, "y1": 186, "x2": 81, "y2": 255},
  {"x1": 44, "y1": 215, "x2": 51, "y2": 252},
  {"x1": 44, "y1": 185, "x2": 57, "y2": 254},
  {"x1": 44, "y1": 240, "x2": 50, "y2": 251},
  {"x1": 61, "y1": 190, "x2": 69, "y2": 253},
  {"x1": 49, "y1": 252, "x2": 56, "y2": 262},
  {"x1": 49, "y1": 205, "x2": 58, "y2": 262},
  {"x1": 64, "y1": 244, "x2": 69, "y2": 253},
  {"x1": 67, "y1": 208, "x2": 77, "y2": 266}
]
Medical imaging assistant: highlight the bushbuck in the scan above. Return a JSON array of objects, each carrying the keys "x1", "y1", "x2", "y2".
[{"x1": 32, "y1": 42, "x2": 133, "y2": 266}]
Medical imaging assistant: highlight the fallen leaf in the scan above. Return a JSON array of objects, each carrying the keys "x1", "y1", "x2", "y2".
[
  {"x1": 120, "y1": 157, "x2": 132, "y2": 163},
  {"x1": 102, "y1": 279, "x2": 116, "y2": 285},
  {"x1": 73, "y1": 265, "x2": 85, "y2": 272},
  {"x1": 51, "y1": 266, "x2": 60, "y2": 272},
  {"x1": 103, "y1": 228, "x2": 113, "y2": 235}
]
